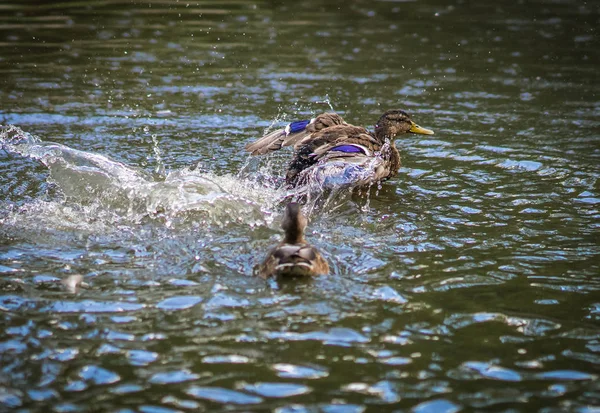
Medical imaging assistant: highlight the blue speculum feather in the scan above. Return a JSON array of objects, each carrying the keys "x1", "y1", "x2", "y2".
[
  {"x1": 288, "y1": 119, "x2": 311, "y2": 133},
  {"x1": 330, "y1": 144, "x2": 366, "y2": 154}
]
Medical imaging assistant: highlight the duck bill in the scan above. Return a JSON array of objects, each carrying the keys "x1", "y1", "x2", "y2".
[{"x1": 409, "y1": 121, "x2": 434, "y2": 135}]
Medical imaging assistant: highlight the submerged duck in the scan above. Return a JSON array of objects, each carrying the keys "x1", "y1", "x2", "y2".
[
  {"x1": 245, "y1": 109, "x2": 434, "y2": 188},
  {"x1": 258, "y1": 202, "x2": 329, "y2": 279}
]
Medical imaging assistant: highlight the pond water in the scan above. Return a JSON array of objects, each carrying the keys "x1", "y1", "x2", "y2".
[{"x1": 1, "y1": 0, "x2": 599, "y2": 411}]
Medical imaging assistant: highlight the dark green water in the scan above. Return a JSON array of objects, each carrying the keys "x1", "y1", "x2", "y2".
[{"x1": 1, "y1": 0, "x2": 599, "y2": 411}]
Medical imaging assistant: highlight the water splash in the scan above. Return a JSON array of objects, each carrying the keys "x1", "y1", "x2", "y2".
[
  {"x1": 315, "y1": 94, "x2": 335, "y2": 111},
  {"x1": 288, "y1": 141, "x2": 390, "y2": 213},
  {"x1": 151, "y1": 133, "x2": 166, "y2": 177},
  {"x1": 0, "y1": 125, "x2": 281, "y2": 233}
]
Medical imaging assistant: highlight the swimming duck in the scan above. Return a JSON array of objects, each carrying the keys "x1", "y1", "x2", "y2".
[
  {"x1": 245, "y1": 109, "x2": 434, "y2": 188},
  {"x1": 258, "y1": 202, "x2": 329, "y2": 279}
]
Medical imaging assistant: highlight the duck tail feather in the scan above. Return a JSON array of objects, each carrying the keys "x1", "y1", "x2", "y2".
[
  {"x1": 245, "y1": 118, "x2": 315, "y2": 155},
  {"x1": 245, "y1": 127, "x2": 287, "y2": 154}
]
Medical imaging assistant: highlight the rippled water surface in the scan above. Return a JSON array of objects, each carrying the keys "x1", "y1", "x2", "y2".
[{"x1": 1, "y1": 0, "x2": 599, "y2": 411}]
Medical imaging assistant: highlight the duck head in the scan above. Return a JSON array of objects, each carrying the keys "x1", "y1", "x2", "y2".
[{"x1": 374, "y1": 109, "x2": 434, "y2": 142}]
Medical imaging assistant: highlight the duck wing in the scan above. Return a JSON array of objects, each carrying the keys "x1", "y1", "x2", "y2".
[
  {"x1": 286, "y1": 125, "x2": 381, "y2": 184},
  {"x1": 245, "y1": 112, "x2": 346, "y2": 155}
]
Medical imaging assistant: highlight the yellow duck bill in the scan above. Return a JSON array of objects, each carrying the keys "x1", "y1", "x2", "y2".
[{"x1": 409, "y1": 121, "x2": 435, "y2": 135}]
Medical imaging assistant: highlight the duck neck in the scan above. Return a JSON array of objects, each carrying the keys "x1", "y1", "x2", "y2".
[
  {"x1": 284, "y1": 227, "x2": 305, "y2": 244},
  {"x1": 374, "y1": 128, "x2": 384, "y2": 142},
  {"x1": 374, "y1": 129, "x2": 398, "y2": 151}
]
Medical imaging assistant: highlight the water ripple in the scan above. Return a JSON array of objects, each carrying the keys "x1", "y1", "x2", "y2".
[
  {"x1": 243, "y1": 382, "x2": 312, "y2": 398},
  {"x1": 412, "y1": 399, "x2": 461, "y2": 413},
  {"x1": 271, "y1": 363, "x2": 329, "y2": 379},
  {"x1": 149, "y1": 370, "x2": 199, "y2": 385},
  {"x1": 78, "y1": 365, "x2": 120, "y2": 385},
  {"x1": 266, "y1": 328, "x2": 370, "y2": 346},
  {"x1": 156, "y1": 296, "x2": 203, "y2": 311},
  {"x1": 46, "y1": 300, "x2": 145, "y2": 313},
  {"x1": 185, "y1": 386, "x2": 263, "y2": 405}
]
